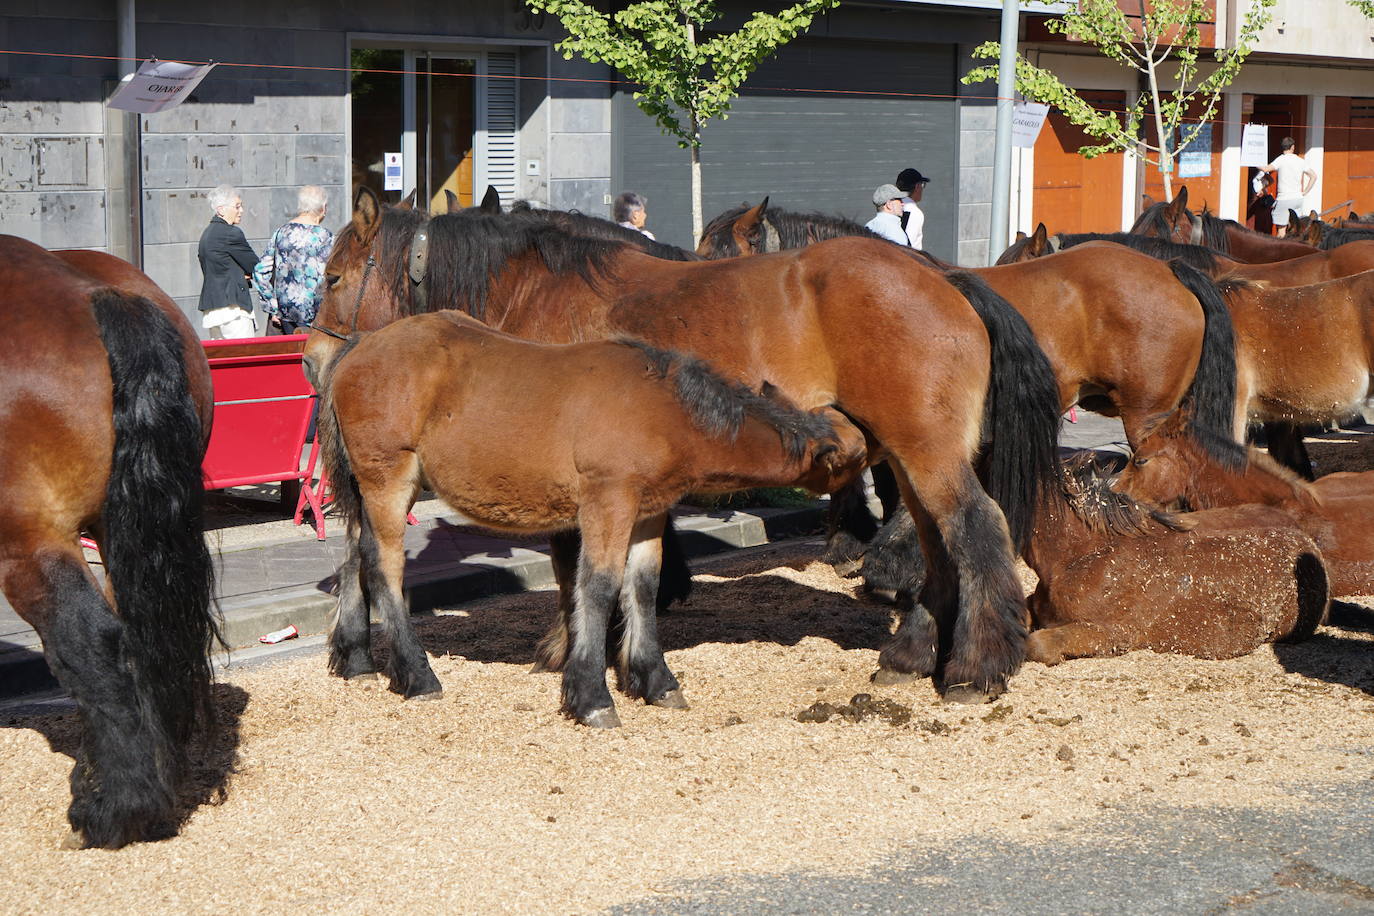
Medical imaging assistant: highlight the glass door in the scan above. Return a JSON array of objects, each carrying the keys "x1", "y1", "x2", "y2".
[{"x1": 414, "y1": 53, "x2": 478, "y2": 211}]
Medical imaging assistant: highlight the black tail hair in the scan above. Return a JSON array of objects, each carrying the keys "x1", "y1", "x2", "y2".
[
  {"x1": 90, "y1": 290, "x2": 220, "y2": 752},
  {"x1": 316, "y1": 336, "x2": 366, "y2": 532},
  {"x1": 1167, "y1": 259, "x2": 1242, "y2": 469},
  {"x1": 944, "y1": 271, "x2": 1064, "y2": 551}
]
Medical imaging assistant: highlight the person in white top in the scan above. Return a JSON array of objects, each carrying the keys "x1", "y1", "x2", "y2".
[
  {"x1": 865, "y1": 184, "x2": 914, "y2": 247},
  {"x1": 1259, "y1": 137, "x2": 1317, "y2": 237},
  {"x1": 895, "y1": 167, "x2": 930, "y2": 250}
]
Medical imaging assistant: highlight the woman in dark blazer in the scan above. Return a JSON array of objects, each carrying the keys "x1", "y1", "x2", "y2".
[{"x1": 198, "y1": 185, "x2": 260, "y2": 338}]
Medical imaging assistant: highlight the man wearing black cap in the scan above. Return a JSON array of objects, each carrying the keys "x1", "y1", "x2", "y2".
[{"x1": 896, "y1": 167, "x2": 929, "y2": 249}]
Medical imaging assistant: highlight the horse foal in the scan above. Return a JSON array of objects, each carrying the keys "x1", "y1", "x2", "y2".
[{"x1": 320, "y1": 311, "x2": 866, "y2": 727}]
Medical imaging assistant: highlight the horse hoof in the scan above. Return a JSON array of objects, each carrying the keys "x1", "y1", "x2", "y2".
[
  {"x1": 59, "y1": 830, "x2": 84, "y2": 851},
  {"x1": 650, "y1": 688, "x2": 690, "y2": 710},
  {"x1": 942, "y1": 684, "x2": 998, "y2": 705},
  {"x1": 408, "y1": 689, "x2": 444, "y2": 702},
  {"x1": 870, "y1": 667, "x2": 918, "y2": 686},
  {"x1": 579, "y1": 707, "x2": 622, "y2": 729}
]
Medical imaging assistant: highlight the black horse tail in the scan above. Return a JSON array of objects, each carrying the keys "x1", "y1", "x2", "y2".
[
  {"x1": 945, "y1": 271, "x2": 1063, "y2": 551},
  {"x1": 315, "y1": 336, "x2": 366, "y2": 531},
  {"x1": 1167, "y1": 259, "x2": 1242, "y2": 468},
  {"x1": 90, "y1": 290, "x2": 221, "y2": 757}
]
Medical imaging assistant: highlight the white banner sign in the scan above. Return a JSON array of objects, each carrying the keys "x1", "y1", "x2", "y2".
[
  {"x1": 383, "y1": 153, "x2": 404, "y2": 191},
  {"x1": 1011, "y1": 102, "x2": 1051, "y2": 148},
  {"x1": 107, "y1": 59, "x2": 216, "y2": 114},
  {"x1": 1240, "y1": 123, "x2": 1270, "y2": 168}
]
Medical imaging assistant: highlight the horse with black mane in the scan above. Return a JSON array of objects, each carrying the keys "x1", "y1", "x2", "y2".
[
  {"x1": 998, "y1": 223, "x2": 1374, "y2": 286},
  {"x1": 308, "y1": 187, "x2": 1065, "y2": 702},
  {"x1": 0, "y1": 237, "x2": 220, "y2": 848},
  {"x1": 317, "y1": 309, "x2": 866, "y2": 726},
  {"x1": 1131, "y1": 186, "x2": 1315, "y2": 262}
]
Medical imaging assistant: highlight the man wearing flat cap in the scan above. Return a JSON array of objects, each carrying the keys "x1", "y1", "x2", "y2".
[
  {"x1": 896, "y1": 167, "x2": 930, "y2": 249},
  {"x1": 865, "y1": 183, "x2": 914, "y2": 247}
]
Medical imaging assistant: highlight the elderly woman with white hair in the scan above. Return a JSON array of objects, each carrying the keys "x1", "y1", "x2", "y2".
[
  {"x1": 253, "y1": 185, "x2": 335, "y2": 335},
  {"x1": 197, "y1": 184, "x2": 260, "y2": 338}
]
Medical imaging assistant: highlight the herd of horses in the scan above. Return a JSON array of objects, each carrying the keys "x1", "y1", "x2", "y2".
[{"x1": 6, "y1": 180, "x2": 1374, "y2": 848}]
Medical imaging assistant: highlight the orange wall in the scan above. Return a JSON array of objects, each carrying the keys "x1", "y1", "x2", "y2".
[
  {"x1": 1032, "y1": 91, "x2": 1127, "y2": 234},
  {"x1": 1324, "y1": 97, "x2": 1374, "y2": 217}
]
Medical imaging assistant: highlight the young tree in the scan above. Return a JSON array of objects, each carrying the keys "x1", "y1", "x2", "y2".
[
  {"x1": 1352, "y1": 0, "x2": 1374, "y2": 17},
  {"x1": 525, "y1": 0, "x2": 838, "y2": 241},
  {"x1": 964, "y1": 0, "x2": 1276, "y2": 202}
]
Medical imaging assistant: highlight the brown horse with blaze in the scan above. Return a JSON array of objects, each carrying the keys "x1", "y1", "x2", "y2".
[
  {"x1": 0, "y1": 236, "x2": 220, "y2": 848},
  {"x1": 317, "y1": 310, "x2": 866, "y2": 726},
  {"x1": 308, "y1": 187, "x2": 1066, "y2": 703}
]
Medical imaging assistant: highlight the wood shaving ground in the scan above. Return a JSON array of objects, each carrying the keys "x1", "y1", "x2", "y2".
[{"x1": 2, "y1": 541, "x2": 1371, "y2": 914}]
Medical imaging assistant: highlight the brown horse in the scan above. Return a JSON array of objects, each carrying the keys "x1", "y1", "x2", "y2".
[
  {"x1": 998, "y1": 223, "x2": 1374, "y2": 288},
  {"x1": 1025, "y1": 459, "x2": 1325, "y2": 664},
  {"x1": 1131, "y1": 187, "x2": 1315, "y2": 262},
  {"x1": 0, "y1": 237, "x2": 219, "y2": 848},
  {"x1": 1116, "y1": 412, "x2": 1374, "y2": 598},
  {"x1": 317, "y1": 310, "x2": 866, "y2": 726},
  {"x1": 307, "y1": 189, "x2": 1066, "y2": 702},
  {"x1": 696, "y1": 207, "x2": 1240, "y2": 463},
  {"x1": 859, "y1": 456, "x2": 1326, "y2": 663}
]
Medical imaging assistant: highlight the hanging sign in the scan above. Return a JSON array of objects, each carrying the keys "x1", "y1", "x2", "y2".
[
  {"x1": 1240, "y1": 123, "x2": 1270, "y2": 168},
  {"x1": 1011, "y1": 102, "x2": 1051, "y2": 148},
  {"x1": 107, "y1": 58, "x2": 216, "y2": 114},
  {"x1": 1177, "y1": 123, "x2": 1213, "y2": 178},
  {"x1": 383, "y1": 153, "x2": 403, "y2": 191}
]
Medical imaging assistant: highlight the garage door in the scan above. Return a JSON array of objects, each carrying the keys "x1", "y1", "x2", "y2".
[{"x1": 613, "y1": 37, "x2": 958, "y2": 260}]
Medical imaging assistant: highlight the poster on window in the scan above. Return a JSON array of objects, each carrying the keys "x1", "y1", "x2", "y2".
[
  {"x1": 1240, "y1": 123, "x2": 1270, "y2": 168},
  {"x1": 1176, "y1": 124, "x2": 1213, "y2": 178}
]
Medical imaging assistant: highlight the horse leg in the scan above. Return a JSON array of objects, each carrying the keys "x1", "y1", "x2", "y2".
[
  {"x1": 327, "y1": 514, "x2": 378, "y2": 682},
  {"x1": 617, "y1": 513, "x2": 687, "y2": 709},
  {"x1": 1026, "y1": 622, "x2": 1120, "y2": 666},
  {"x1": 531, "y1": 529, "x2": 580, "y2": 673},
  {"x1": 900, "y1": 462, "x2": 1027, "y2": 703},
  {"x1": 356, "y1": 488, "x2": 442, "y2": 700},
  {"x1": 3, "y1": 549, "x2": 176, "y2": 848},
  {"x1": 822, "y1": 475, "x2": 880, "y2": 575},
  {"x1": 1262, "y1": 421, "x2": 1316, "y2": 480},
  {"x1": 870, "y1": 473, "x2": 940, "y2": 686},
  {"x1": 561, "y1": 497, "x2": 634, "y2": 728}
]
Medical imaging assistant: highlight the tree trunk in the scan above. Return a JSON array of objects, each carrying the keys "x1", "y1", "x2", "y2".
[{"x1": 690, "y1": 125, "x2": 703, "y2": 244}]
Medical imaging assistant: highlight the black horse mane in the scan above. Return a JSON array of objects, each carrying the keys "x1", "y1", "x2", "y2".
[
  {"x1": 618, "y1": 338, "x2": 834, "y2": 463},
  {"x1": 1062, "y1": 452, "x2": 1188, "y2": 536},
  {"x1": 510, "y1": 201, "x2": 701, "y2": 261},
  {"x1": 1318, "y1": 224, "x2": 1374, "y2": 250},
  {"x1": 422, "y1": 208, "x2": 638, "y2": 322},
  {"x1": 1051, "y1": 232, "x2": 1223, "y2": 272},
  {"x1": 1130, "y1": 201, "x2": 1233, "y2": 252},
  {"x1": 699, "y1": 201, "x2": 952, "y2": 268}
]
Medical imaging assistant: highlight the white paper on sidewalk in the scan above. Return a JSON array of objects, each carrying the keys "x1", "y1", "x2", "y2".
[{"x1": 107, "y1": 58, "x2": 217, "y2": 114}]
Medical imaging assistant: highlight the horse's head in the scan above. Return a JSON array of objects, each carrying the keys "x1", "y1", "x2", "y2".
[
  {"x1": 1131, "y1": 185, "x2": 1197, "y2": 244},
  {"x1": 792, "y1": 406, "x2": 869, "y2": 495},
  {"x1": 696, "y1": 198, "x2": 769, "y2": 259},
  {"x1": 1111, "y1": 410, "x2": 1203, "y2": 510},
  {"x1": 994, "y1": 223, "x2": 1054, "y2": 264},
  {"x1": 303, "y1": 186, "x2": 426, "y2": 388}
]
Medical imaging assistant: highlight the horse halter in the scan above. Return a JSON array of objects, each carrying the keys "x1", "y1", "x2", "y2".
[
  {"x1": 1187, "y1": 211, "x2": 1204, "y2": 245},
  {"x1": 759, "y1": 216, "x2": 781, "y2": 254},
  {"x1": 309, "y1": 254, "x2": 376, "y2": 341}
]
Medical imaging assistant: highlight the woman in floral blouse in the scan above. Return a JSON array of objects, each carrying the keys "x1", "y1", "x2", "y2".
[{"x1": 254, "y1": 186, "x2": 334, "y2": 335}]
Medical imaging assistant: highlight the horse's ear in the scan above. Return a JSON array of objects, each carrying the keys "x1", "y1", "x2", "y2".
[
  {"x1": 1165, "y1": 187, "x2": 1188, "y2": 221},
  {"x1": 1287, "y1": 210, "x2": 1302, "y2": 234},
  {"x1": 1141, "y1": 194, "x2": 1158, "y2": 209},
  {"x1": 352, "y1": 186, "x2": 382, "y2": 239},
  {"x1": 1175, "y1": 185, "x2": 1189, "y2": 210},
  {"x1": 1028, "y1": 222, "x2": 1049, "y2": 256},
  {"x1": 731, "y1": 199, "x2": 767, "y2": 255},
  {"x1": 480, "y1": 185, "x2": 501, "y2": 213},
  {"x1": 399, "y1": 189, "x2": 418, "y2": 210},
  {"x1": 1014, "y1": 230, "x2": 1027, "y2": 242},
  {"x1": 757, "y1": 195, "x2": 769, "y2": 219},
  {"x1": 443, "y1": 189, "x2": 459, "y2": 213}
]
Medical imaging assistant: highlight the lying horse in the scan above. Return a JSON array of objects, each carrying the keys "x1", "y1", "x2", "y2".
[
  {"x1": 862, "y1": 458, "x2": 1326, "y2": 665},
  {"x1": 1115, "y1": 411, "x2": 1374, "y2": 598},
  {"x1": 0, "y1": 237, "x2": 219, "y2": 848},
  {"x1": 318, "y1": 309, "x2": 866, "y2": 727}
]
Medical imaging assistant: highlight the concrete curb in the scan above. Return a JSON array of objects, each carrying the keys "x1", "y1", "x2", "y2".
[{"x1": 0, "y1": 505, "x2": 827, "y2": 701}]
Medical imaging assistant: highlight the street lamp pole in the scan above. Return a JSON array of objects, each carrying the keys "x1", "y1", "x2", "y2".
[{"x1": 987, "y1": 0, "x2": 1019, "y2": 265}]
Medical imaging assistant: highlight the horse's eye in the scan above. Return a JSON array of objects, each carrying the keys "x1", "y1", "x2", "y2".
[
  {"x1": 326, "y1": 274, "x2": 341, "y2": 289},
  {"x1": 1133, "y1": 456, "x2": 1151, "y2": 468}
]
